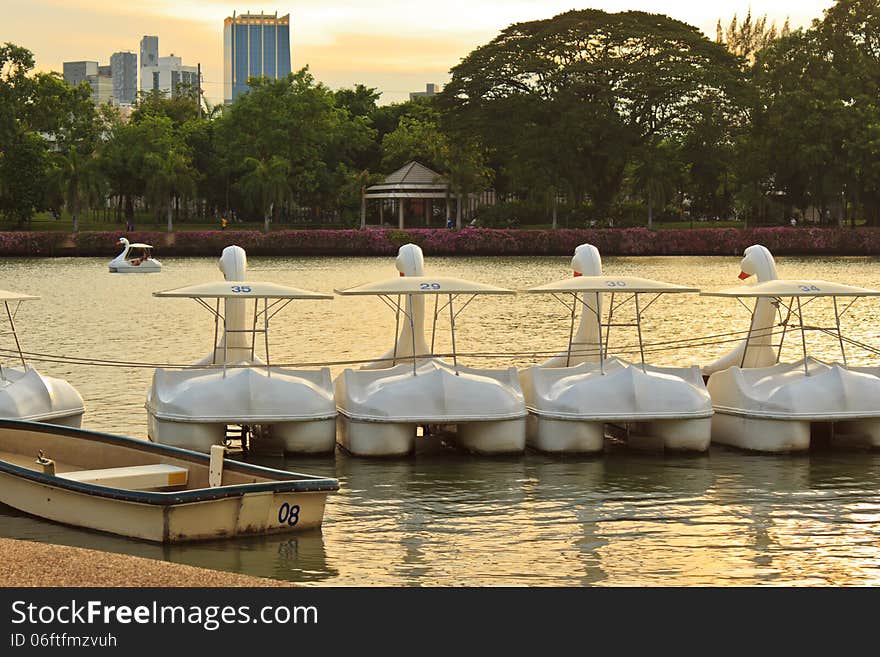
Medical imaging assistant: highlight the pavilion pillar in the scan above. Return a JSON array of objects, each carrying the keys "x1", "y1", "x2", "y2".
[
  {"x1": 445, "y1": 200, "x2": 451, "y2": 227},
  {"x1": 360, "y1": 186, "x2": 366, "y2": 229},
  {"x1": 379, "y1": 200, "x2": 384, "y2": 225},
  {"x1": 425, "y1": 199, "x2": 430, "y2": 226},
  {"x1": 398, "y1": 198, "x2": 405, "y2": 229}
]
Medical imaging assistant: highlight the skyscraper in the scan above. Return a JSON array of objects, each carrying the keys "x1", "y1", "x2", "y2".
[
  {"x1": 140, "y1": 36, "x2": 158, "y2": 70},
  {"x1": 110, "y1": 52, "x2": 137, "y2": 105},
  {"x1": 62, "y1": 61, "x2": 98, "y2": 88},
  {"x1": 140, "y1": 55, "x2": 199, "y2": 98},
  {"x1": 223, "y1": 12, "x2": 291, "y2": 104},
  {"x1": 63, "y1": 61, "x2": 112, "y2": 105}
]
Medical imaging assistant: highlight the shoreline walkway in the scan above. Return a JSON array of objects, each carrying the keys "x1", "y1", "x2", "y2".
[{"x1": 0, "y1": 538, "x2": 292, "y2": 587}]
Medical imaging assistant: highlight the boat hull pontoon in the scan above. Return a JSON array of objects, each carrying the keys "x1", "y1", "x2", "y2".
[
  {"x1": 108, "y1": 261, "x2": 161, "y2": 274},
  {"x1": 702, "y1": 245, "x2": 880, "y2": 452},
  {"x1": 521, "y1": 358, "x2": 712, "y2": 453},
  {"x1": 334, "y1": 243, "x2": 527, "y2": 456},
  {"x1": 147, "y1": 366, "x2": 337, "y2": 454},
  {"x1": 0, "y1": 366, "x2": 84, "y2": 428},
  {"x1": 522, "y1": 244, "x2": 711, "y2": 453},
  {"x1": 0, "y1": 419, "x2": 338, "y2": 542},
  {"x1": 336, "y1": 359, "x2": 527, "y2": 456},
  {"x1": 708, "y1": 359, "x2": 880, "y2": 452},
  {"x1": 148, "y1": 245, "x2": 336, "y2": 455}
]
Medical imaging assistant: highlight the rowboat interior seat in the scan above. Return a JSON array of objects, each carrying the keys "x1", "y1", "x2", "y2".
[{"x1": 57, "y1": 463, "x2": 189, "y2": 491}]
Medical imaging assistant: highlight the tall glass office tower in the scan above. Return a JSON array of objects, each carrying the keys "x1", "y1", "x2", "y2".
[{"x1": 223, "y1": 12, "x2": 291, "y2": 104}]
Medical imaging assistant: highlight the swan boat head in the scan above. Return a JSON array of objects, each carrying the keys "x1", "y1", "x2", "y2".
[
  {"x1": 219, "y1": 245, "x2": 247, "y2": 281},
  {"x1": 572, "y1": 243, "x2": 602, "y2": 277},
  {"x1": 702, "y1": 244, "x2": 780, "y2": 374},
  {"x1": 396, "y1": 243, "x2": 425, "y2": 277},
  {"x1": 738, "y1": 244, "x2": 778, "y2": 282}
]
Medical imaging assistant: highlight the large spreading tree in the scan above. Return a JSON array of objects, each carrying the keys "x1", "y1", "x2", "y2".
[{"x1": 440, "y1": 9, "x2": 746, "y2": 221}]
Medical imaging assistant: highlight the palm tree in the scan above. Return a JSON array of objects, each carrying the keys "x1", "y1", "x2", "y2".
[
  {"x1": 51, "y1": 147, "x2": 101, "y2": 233},
  {"x1": 632, "y1": 142, "x2": 680, "y2": 229},
  {"x1": 238, "y1": 156, "x2": 292, "y2": 232},
  {"x1": 144, "y1": 148, "x2": 196, "y2": 232}
]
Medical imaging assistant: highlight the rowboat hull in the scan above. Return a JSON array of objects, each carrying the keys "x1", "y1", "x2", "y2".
[{"x1": 0, "y1": 420, "x2": 337, "y2": 542}]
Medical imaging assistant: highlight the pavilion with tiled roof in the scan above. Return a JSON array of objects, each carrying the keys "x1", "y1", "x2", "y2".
[{"x1": 361, "y1": 161, "x2": 451, "y2": 228}]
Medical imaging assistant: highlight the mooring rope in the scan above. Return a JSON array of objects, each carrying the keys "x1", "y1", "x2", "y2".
[{"x1": 0, "y1": 323, "x2": 875, "y2": 370}]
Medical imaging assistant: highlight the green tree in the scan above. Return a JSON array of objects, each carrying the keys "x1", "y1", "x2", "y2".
[
  {"x1": 0, "y1": 132, "x2": 50, "y2": 225},
  {"x1": 716, "y1": 9, "x2": 790, "y2": 63},
  {"x1": 237, "y1": 156, "x2": 292, "y2": 232},
  {"x1": 440, "y1": 10, "x2": 745, "y2": 220},
  {"x1": 631, "y1": 141, "x2": 681, "y2": 228},
  {"x1": 49, "y1": 147, "x2": 102, "y2": 232},
  {"x1": 217, "y1": 69, "x2": 374, "y2": 219},
  {"x1": 144, "y1": 147, "x2": 197, "y2": 232}
]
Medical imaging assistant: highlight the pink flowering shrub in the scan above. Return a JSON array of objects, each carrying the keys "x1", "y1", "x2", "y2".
[
  {"x1": 3, "y1": 227, "x2": 880, "y2": 257},
  {"x1": 0, "y1": 232, "x2": 68, "y2": 255},
  {"x1": 73, "y1": 231, "x2": 168, "y2": 255}
]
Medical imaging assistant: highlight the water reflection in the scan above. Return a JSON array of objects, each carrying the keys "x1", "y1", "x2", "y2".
[
  {"x1": 1, "y1": 255, "x2": 879, "y2": 585},
  {"x1": 3, "y1": 448, "x2": 880, "y2": 586}
]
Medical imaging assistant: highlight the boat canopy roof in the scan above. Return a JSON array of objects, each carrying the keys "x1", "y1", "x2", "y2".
[
  {"x1": 528, "y1": 276, "x2": 699, "y2": 294},
  {"x1": 125, "y1": 243, "x2": 153, "y2": 249},
  {"x1": 703, "y1": 279, "x2": 880, "y2": 298},
  {"x1": 335, "y1": 276, "x2": 515, "y2": 296},
  {"x1": 0, "y1": 289, "x2": 39, "y2": 302},
  {"x1": 153, "y1": 281, "x2": 332, "y2": 299}
]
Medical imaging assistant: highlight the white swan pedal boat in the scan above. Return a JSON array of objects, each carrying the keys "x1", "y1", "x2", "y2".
[
  {"x1": 109, "y1": 237, "x2": 162, "y2": 273},
  {"x1": 147, "y1": 246, "x2": 336, "y2": 455},
  {"x1": 334, "y1": 244, "x2": 527, "y2": 456},
  {"x1": 520, "y1": 244, "x2": 712, "y2": 453},
  {"x1": 703, "y1": 245, "x2": 880, "y2": 452},
  {"x1": 0, "y1": 419, "x2": 337, "y2": 542},
  {"x1": 0, "y1": 289, "x2": 83, "y2": 427}
]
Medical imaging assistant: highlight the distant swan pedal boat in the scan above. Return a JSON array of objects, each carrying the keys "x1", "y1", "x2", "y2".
[
  {"x1": 0, "y1": 419, "x2": 338, "y2": 542},
  {"x1": 520, "y1": 244, "x2": 712, "y2": 453},
  {"x1": 0, "y1": 289, "x2": 83, "y2": 427},
  {"x1": 703, "y1": 244, "x2": 880, "y2": 452},
  {"x1": 109, "y1": 237, "x2": 162, "y2": 273}
]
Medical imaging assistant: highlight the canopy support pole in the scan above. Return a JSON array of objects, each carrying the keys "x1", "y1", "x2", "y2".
[
  {"x1": 430, "y1": 294, "x2": 439, "y2": 356},
  {"x1": 775, "y1": 299, "x2": 791, "y2": 364},
  {"x1": 251, "y1": 297, "x2": 259, "y2": 362},
  {"x1": 604, "y1": 292, "x2": 614, "y2": 360},
  {"x1": 211, "y1": 299, "x2": 220, "y2": 366},
  {"x1": 565, "y1": 293, "x2": 577, "y2": 367},
  {"x1": 392, "y1": 295, "x2": 401, "y2": 366},
  {"x1": 796, "y1": 296, "x2": 809, "y2": 376},
  {"x1": 634, "y1": 293, "x2": 647, "y2": 373},
  {"x1": 740, "y1": 299, "x2": 760, "y2": 368},
  {"x1": 222, "y1": 313, "x2": 229, "y2": 379},
  {"x1": 264, "y1": 297, "x2": 271, "y2": 377},
  {"x1": 595, "y1": 292, "x2": 605, "y2": 375},
  {"x1": 5, "y1": 301, "x2": 26, "y2": 369},
  {"x1": 409, "y1": 294, "x2": 417, "y2": 376},
  {"x1": 449, "y1": 294, "x2": 459, "y2": 375},
  {"x1": 833, "y1": 296, "x2": 847, "y2": 366}
]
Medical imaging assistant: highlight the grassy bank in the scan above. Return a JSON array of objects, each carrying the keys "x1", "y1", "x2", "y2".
[{"x1": 2, "y1": 226, "x2": 880, "y2": 257}]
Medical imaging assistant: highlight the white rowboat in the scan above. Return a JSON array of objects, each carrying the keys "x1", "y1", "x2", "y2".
[{"x1": 0, "y1": 419, "x2": 338, "y2": 542}]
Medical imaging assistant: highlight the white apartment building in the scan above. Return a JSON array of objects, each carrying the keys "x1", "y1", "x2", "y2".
[{"x1": 140, "y1": 55, "x2": 198, "y2": 98}]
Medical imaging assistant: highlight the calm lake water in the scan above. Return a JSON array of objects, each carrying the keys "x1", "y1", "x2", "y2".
[{"x1": 1, "y1": 253, "x2": 879, "y2": 586}]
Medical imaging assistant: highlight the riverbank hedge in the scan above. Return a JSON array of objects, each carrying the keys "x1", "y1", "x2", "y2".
[{"x1": 2, "y1": 227, "x2": 880, "y2": 257}]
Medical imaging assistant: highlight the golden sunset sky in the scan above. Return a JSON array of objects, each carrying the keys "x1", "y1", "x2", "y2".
[{"x1": 3, "y1": 1, "x2": 835, "y2": 104}]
